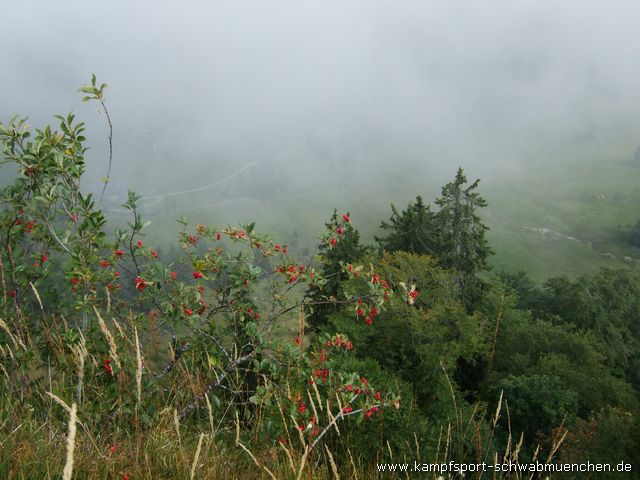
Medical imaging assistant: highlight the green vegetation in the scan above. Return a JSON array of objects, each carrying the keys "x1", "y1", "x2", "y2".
[
  {"x1": 630, "y1": 219, "x2": 640, "y2": 248},
  {"x1": 2, "y1": 79, "x2": 640, "y2": 479}
]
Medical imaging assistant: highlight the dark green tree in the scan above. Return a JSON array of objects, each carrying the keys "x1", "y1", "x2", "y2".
[
  {"x1": 375, "y1": 195, "x2": 437, "y2": 255},
  {"x1": 495, "y1": 269, "x2": 547, "y2": 316},
  {"x1": 306, "y1": 210, "x2": 368, "y2": 330},
  {"x1": 539, "y1": 268, "x2": 640, "y2": 391},
  {"x1": 434, "y1": 167, "x2": 492, "y2": 306},
  {"x1": 434, "y1": 167, "x2": 492, "y2": 274}
]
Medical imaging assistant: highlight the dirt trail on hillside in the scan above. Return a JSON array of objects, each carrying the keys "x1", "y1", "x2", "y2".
[{"x1": 521, "y1": 226, "x2": 640, "y2": 263}]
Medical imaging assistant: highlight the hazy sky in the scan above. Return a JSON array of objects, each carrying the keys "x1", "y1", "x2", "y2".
[{"x1": 3, "y1": 0, "x2": 640, "y2": 199}]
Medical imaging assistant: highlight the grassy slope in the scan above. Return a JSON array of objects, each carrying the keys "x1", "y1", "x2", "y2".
[{"x1": 485, "y1": 155, "x2": 640, "y2": 281}]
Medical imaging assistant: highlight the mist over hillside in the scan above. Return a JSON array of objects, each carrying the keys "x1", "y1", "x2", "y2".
[
  {"x1": 4, "y1": 1, "x2": 640, "y2": 183},
  {"x1": 3, "y1": 0, "x2": 640, "y2": 276},
  {"x1": 4, "y1": 3, "x2": 640, "y2": 478}
]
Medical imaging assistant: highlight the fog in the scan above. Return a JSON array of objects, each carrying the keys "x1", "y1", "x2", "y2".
[{"x1": 3, "y1": 0, "x2": 640, "y2": 232}]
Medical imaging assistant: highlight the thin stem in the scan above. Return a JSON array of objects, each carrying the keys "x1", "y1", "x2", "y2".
[{"x1": 98, "y1": 99, "x2": 113, "y2": 205}]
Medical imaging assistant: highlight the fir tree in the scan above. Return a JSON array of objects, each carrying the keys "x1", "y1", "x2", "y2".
[
  {"x1": 434, "y1": 167, "x2": 492, "y2": 306},
  {"x1": 375, "y1": 195, "x2": 437, "y2": 255},
  {"x1": 434, "y1": 168, "x2": 492, "y2": 273}
]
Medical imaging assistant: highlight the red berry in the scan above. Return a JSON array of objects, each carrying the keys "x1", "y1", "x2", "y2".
[{"x1": 135, "y1": 277, "x2": 147, "y2": 291}]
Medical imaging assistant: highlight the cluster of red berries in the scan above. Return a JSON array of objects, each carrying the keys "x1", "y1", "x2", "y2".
[
  {"x1": 327, "y1": 213, "x2": 351, "y2": 248},
  {"x1": 238, "y1": 305, "x2": 261, "y2": 320},
  {"x1": 33, "y1": 253, "x2": 48, "y2": 268},
  {"x1": 103, "y1": 359, "x2": 113, "y2": 375},
  {"x1": 275, "y1": 263, "x2": 305, "y2": 283},
  {"x1": 355, "y1": 298, "x2": 380, "y2": 325},
  {"x1": 312, "y1": 368, "x2": 330, "y2": 384},
  {"x1": 345, "y1": 264, "x2": 361, "y2": 277},
  {"x1": 135, "y1": 277, "x2": 147, "y2": 291},
  {"x1": 183, "y1": 298, "x2": 207, "y2": 317},
  {"x1": 273, "y1": 243, "x2": 288, "y2": 255},
  {"x1": 342, "y1": 378, "x2": 384, "y2": 419},
  {"x1": 364, "y1": 405, "x2": 380, "y2": 419},
  {"x1": 325, "y1": 334, "x2": 353, "y2": 350},
  {"x1": 372, "y1": 273, "x2": 391, "y2": 302},
  {"x1": 24, "y1": 220, "x2": 36, "y2": 233},
  {"x1": 294, "y1": 396, "x2": 320, "y2": 436},
  {"x1": 13, "y1": 210, "x2": 24, "y2": 227},
  {"x1": 225, "y1": 228, "x2": 246, "y2": 240}
]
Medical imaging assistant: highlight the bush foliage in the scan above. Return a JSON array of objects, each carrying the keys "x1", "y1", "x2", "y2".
[{"x1": 1, "y1": 78, "x2": 639, "y2": 478}]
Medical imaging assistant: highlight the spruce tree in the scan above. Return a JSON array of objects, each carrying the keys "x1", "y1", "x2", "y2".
[
  {"x1": 434, "y1": 168, "x2": 492, "y2": 272},
  {"x1": 434, "y1": 167, "x2": 492, "y2": 305},
  {"x1": 375, "y1": 195, "x2": 437, "y2": 255}
]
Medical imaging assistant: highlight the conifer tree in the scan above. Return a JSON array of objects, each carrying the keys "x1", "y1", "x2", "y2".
[
  {"x1": 432, "y1": 168, "x2": 492, "y2": 307},
  {"x1": 434, "y1": 167, "x2": 492, "y2": 276},
  {"x1": 375, "y1": 195, "x2": 437, "y2": 255}
]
